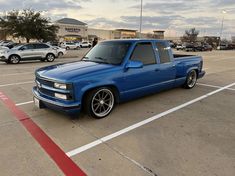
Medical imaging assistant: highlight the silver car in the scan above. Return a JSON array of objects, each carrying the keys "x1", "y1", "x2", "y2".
[{"x1": 0, "y1": 43, "x2": 58, "y2": 64}]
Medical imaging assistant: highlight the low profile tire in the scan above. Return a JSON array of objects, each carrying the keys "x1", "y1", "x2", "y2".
[
  {"x1": 46, "y1": 54, "x2": 55, "y2": 62},
  {"x1": 66, "y1": 47, "x2": 69, "y2": 50},
  {"x1": 58, "y1": 52, "x2": 63, "y2": 57},
  {"x1": 184, "y1": 70, "x2": 198, "y2": 89},
  {"x1": 9, "y1": 55, "x2": 20, "y2": 64},
  {"x1": 84, "y1": 87, "x2": 115, "y2": 119}
]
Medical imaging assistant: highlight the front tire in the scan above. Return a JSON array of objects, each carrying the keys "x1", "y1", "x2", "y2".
[
  {"x1": 184, "y1": 70, "x2": 198, "y2": 89},
  {"x1": 46, "y1": 54, "x2": 55, "y2": 62},
  {"x1": 84, "y1": 87, "x2": 115, "y2": 119},
  {"x1": 9, "y1": 55, "x2": 20, "y2": 64}
]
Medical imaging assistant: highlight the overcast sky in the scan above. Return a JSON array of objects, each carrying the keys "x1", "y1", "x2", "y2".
[{"x1": 0, "y1": 0, "x2": 234, "y2": 39}]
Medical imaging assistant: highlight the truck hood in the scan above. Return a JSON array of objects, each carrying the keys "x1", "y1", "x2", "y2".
[{"x1": 36, "y1": 61, "x2": 116, "y2": 82}]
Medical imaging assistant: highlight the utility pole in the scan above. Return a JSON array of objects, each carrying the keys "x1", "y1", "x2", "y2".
[
  {"x1": 139, "y1": 0, "x2": 143, "y2": 38},
  {"x1": 219, "y1": 10, "x2": 227, "y2": 47}
]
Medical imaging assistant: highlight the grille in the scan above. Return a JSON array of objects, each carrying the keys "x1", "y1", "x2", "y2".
[{"x1": 36, "y1": 76, "x2": 73, "y2": 100}]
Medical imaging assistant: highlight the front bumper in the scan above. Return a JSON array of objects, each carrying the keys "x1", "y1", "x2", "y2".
[
  {"x1": 0, "y1": 56, "x2": 7, "y2": 62},
  {"x1": 198, "y1": 70, "x2": 206, "y2": 79},
  {"x1": 32, "y1": 86, "x2": 81, "y2": 114}
]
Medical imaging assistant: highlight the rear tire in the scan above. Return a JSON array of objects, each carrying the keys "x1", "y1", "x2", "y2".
[
  {"x1": 58, "y1": 52, "x2": 63, "y2": 57},
  {"x1": 183, "y1": 70, "x2": 198, "y2": 89},
  {"x1": 84, "y1": 87, "x2": 115, "y2": 119},
  {"x1": 46, "y1": 54, "x2": 55, "y2": 62},
  {"x1": 9, "y1": 55, "x2": 20, "y2": 64}
]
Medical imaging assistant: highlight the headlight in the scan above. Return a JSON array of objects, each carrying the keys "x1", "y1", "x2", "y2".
[
  {"x1": 54, "y1": 93, "x2": 67, "y2": 100},
  {"x1": 54, "y1": 83, "x2": 67, "y2": 89}
]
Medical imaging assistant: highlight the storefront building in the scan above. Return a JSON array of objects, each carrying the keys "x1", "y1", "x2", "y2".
[{"x1": 55, "y1": 18, "x2": 88, "y2": 42}]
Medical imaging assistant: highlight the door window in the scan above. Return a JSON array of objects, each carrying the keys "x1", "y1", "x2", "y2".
[
  {"x1": 156, "y1": 43, "x2": 171, "y2": 63},
  {"x1": 35, "y1": 44, "x2": 50, "y2": 49},
  {"x1": 21, "y1": 44, "x2": 34, "y2": 50},
  {"x1": 130, "y1": 42, "x2": 156, "y2": 65}
]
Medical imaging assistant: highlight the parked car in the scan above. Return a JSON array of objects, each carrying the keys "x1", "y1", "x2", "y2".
[
  {"x1": 203, "y1": 44, "x2": 213, "y2": 51},
  {"x1": 0, "y1": 40, "x2": 13, "y2": 46},
  {"x1": 80, "y1": 41, "x2": 92, "y2": 48},
  {"x1": 0, "y1": 43, "x2": 58, "y2": 64},
  {"x1": 176, "y1": 44, "x2": 186, "y2": 50},
  {"x1": 61, "y1": 42, "x2": 80, "y2": 50},
  {"x1": 33, "y1": 39, "x2": 205, "y2": 119},
  {"x1": 55, "y1": 46, "x2": 67, "y2": 57},
  {"x1": 185, "y1": 44, "x2": 195, "y2": 52}
]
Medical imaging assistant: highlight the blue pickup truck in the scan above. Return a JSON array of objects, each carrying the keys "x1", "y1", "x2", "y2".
[{"x1": 33, "y1": 39, "x2": 205, "y2": 119}]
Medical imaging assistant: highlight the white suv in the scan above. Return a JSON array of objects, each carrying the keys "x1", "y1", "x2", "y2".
[
  {"x1": 0, "y1": 43, "x2": 58, "y2": 64},
  {"x1": 61, "y1": 42, "x2": 80, "y2": 50},
  {"x1": 80, "y1": 41, "x2": 92, "y2": 48}
]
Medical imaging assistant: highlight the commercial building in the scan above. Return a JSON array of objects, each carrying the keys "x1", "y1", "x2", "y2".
[
  {"x1": 55, "y1": 18, "x2": 88, "y2": 42},
  {"x1": 55, "y1": 18, "x2": 165, "y2": 42}
]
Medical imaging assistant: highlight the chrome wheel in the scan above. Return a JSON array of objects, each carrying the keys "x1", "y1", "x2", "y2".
[
  {"x1": 10, "y1": 55, "x2": 20, "y2": 64},
  {"x1": 187, "y1": 70, "x2": 197, "y2": 88},
  {"x1": 47, "y1": 54, "x2": 55, "y2": 62},
  {"x1": 91, "y1": 89, "x2": 114, "y2": 118}
]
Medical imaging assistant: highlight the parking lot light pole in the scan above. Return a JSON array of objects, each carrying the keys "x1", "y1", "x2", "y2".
[
  {"x1": 219, "y1": 10, "x2": 227, "y2": 46},
  {"x1": 139, "y1": 0, "x2": 143, "y2": 38}
]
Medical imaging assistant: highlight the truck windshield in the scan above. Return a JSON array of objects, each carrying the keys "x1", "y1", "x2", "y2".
[{"x1": 83, "y1": 41, "x2": 131, "y2": 65}]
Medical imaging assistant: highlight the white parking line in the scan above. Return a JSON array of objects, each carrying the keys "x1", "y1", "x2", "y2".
[
  {"x1": 66, "y1": 82, "x2": 235, "y2": 157},
  {"x1": 0, "y1": 81, "x2": 34, "y2": 87},
  {"x1": 197, "y1": 83, "x2": 235, "y2": 91},
  {"x1": 16, "y1": 101, "x2": 34, "y2": 106}
]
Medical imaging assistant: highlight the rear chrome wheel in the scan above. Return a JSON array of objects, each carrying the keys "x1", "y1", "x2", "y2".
[
  {"x1": 85, "y1": 88, "x2": 115, "y2": 119},
  {"x1": 184, "y1": 70, "x2": 197, "y2": 89},
  {"x1": 46, "y1": 54, "x2": 55, "y2": 62}
]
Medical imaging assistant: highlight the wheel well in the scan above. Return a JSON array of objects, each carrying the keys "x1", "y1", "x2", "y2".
[
  {"x1": 82, "y1": 85, "x2": 120, "y2": 106},
  {"x1": 9, "y1": 54, "x2": 21, "y2": 60},
  {"x1": 46, "y1": 53, "x2": 55, "y2": 57}
]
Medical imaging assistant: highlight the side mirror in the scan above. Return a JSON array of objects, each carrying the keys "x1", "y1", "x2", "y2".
[
  {"x1": 19, "y1": 47, "x2": 25, "y2": 51},
  {"x1": 125, "y1": 60, "x2": 143, "y2": 69}
]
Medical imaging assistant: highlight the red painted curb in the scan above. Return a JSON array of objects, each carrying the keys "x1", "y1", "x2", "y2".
[{"x1": 0, "y1": 91, "x2": 86, "y2": 176}]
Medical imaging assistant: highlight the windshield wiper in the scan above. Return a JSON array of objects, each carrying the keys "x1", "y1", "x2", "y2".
[
  {"x1": 82, "y1": 56, "x2": 89, "y2": 61},
  {"x1": 95, "y1": 57, "x2": 107, "y2": 62}
]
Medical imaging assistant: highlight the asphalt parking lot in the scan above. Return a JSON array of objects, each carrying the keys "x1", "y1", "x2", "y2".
[{"x1": 0, "y1": 49, "x2": 234, "y2": 176}]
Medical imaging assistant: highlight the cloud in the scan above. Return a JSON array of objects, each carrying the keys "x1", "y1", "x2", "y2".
[{"x1": 0, "y1": 0, "x2": 85, "y2": 11}]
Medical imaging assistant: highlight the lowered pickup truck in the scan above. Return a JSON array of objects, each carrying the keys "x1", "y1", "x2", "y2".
[{"x1": 33, "y1": 39, "x2": 205, "y2": 119}]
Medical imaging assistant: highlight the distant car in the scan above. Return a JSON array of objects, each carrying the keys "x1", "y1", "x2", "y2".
[
  {"x1": 176, "y1": 44, "x2": 185, "y2": 50},
  {"x1": 55, "y1": 47, "x2": 67, "y2": 57},
  {"x1": 0, "y1": 40, "x2": 13, "y2": 46},
  {"x1": 185, "y1": 44, "x2": 195, "y2": 52},
  {"x1": 203, "y1": 44, "x2": 213, "y2": 51},
  {"x1": 0, "y1": 43, "x2": 58, "y2": 64},
  {"x1": 61, "y1": 42, "x2": 80, "y2": 50},
  {"x1": 80, "y1": 41, "x2": 92, "y2": 48}
]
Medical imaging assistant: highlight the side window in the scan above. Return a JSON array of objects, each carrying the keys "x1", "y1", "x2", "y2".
[
  {"x1": 131, "y1": 42, "x2": 156, "y2": 65},
  {"x1": 35, "y1": 44, "x2": 50, "y2": 49},
  {"x1": 21, "y1": 44, "x2": 34, "y2": 50},
  {"x1": 156, "y1": 42, "x2": 171, "y2": 63}
]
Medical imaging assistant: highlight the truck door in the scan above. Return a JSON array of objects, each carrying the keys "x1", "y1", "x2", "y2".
[
  {"x1": 120, "y1": 42, "x2": 162, "y2": 99},
  {"x1": 154, "y1": 41, "x2": 176, "y2": 88}
]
